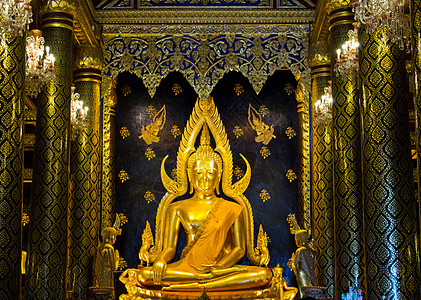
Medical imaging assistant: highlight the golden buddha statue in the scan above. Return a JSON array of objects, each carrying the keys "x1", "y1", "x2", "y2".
[
  {"x1": 91, "y1": 218, "x2": 122, "y2": 299},
  {"x1": 287, "y1": 214, "x2": 317, "y2": 298},
  {"x1": 120, "y1": 97, "x2": 296, "y2": 300}
]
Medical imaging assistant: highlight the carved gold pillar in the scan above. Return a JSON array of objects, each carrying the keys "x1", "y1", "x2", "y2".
[
  {"x1": 102, "y1": 78, "x2": 117, "y2": 228},
  {"x1": 25, "y1": 1, "x2": 75, "y2": 299},
  {"x1": 412, "y1": 0, "x2": 421, "y2": 260},
  {"x1": 360, "y1": 27, "x2": 420, "y2": 299},
  {"x1": 69, "y1": 46, "x2": 102, "y2": 300},
  {"x1": 328, "y1": 1, "x2": 365, "y2": 298},
  {"x1": 0, "y1": 33, "x2": 25, "y2": 299},
  {"x1": 296, "y1": 74, "x2": 311, "y2": 230},
  {"x1": 309, "y1": 41, "x2": 334, "y2": 298}
]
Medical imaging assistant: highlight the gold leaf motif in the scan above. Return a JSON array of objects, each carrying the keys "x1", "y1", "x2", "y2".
[
  {"x1": 145, "y1": 148, "x2": 156, "y2": 160},
  {"x1": 234, "y1": 166, "x2": 244, "y2": 180},
  {"x1": 284, "y1": 83, "x2": 295, "y2": 95},
  {"x1": 119, "y1": 170, "x2": 129, "y2": 183},
  {"x1": 233, "y1": 126, "x2": 244, "y2": 139},
  {"x1": 121, "y1": 85, "x2": 132, "y2": 96},
  {"x1": 171, "y1": 168, "x2": 177, "y2": 180},
  {"x1": 286, "y1": 169, "x2": 297, "y2": 182},
  {"x1": 117, "y1": 213, "x2": 128, "y2": 226},
  {"x1": 120, "y1": 127, "x2": 130, "y2": 139},
  {"x1": 260, "y1": 189, "x2": 271, "y2": 203},
  {"x1": 172, "y1": 83, "x2": 183, "y2": 95},
  {"x1": 147, "y1": 105, "x2": 157, "y2": 118},
  {"x1": 144, "y1": 191, "x2": 155, "y2": 204},
  {"x1": 285, "y1": 126, "x2": 296, "y2": 139},
  {"x1": 260, "y1": 146, "x2": 271, "y2": 159},
  {"x1": 258, "y1": 105, "x2": 269, "y2": 117},
  {"x1": 234, "y1": 83, "x2": 244, "y2": 96},
  {"x1": 118, "y1": 256, "x2": 128, "y2": 271},
  {"x1": 171, "y1": 125, "x2": 181, "y2": 138},
  {"x1": 22, "y1": 212, "x2": 29, "y2": 226}
]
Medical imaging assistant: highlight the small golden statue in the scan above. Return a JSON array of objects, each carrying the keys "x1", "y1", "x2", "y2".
[
  {"x1": 91, "y1": 216, "x2": 122, "y2": 299},
  {"x1": 287, "y1": 214, "x2": 317, "y2": 298},
  {"x1": 120, "y1": 97, "x2": 292, "y2": 299},
  {"x1": 272, "y1": 264, "x2": 298, "y2": 300}
]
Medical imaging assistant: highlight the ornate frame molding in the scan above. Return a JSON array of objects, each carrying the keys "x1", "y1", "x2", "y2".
[{"x1": 96, "y1": 9, "x2": 315, "y2": 25}]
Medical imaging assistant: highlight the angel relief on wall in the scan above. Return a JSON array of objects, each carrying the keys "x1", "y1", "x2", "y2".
[
  {"x1": 248, "y1": 103, "x2": 276, "y2": 145},
  {"x1": 139, "y1": 105, "x2": 166, "y2": 145}
]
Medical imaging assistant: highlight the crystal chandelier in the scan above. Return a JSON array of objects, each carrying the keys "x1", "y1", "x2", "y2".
[
  {"x1": 334, "y1": 24, "x2": 359, "y2": 80},
  {"x1": 353, "y1": 0, "x2": 410, "y2": 51},
  {"x1": 314, "y1": 84, "x2": 333, "y2": 125},
  {"x1": 25, "y1": 30, "x2": 56, "y2": 97},
  {"x1": 0, "y1": 0, "x2": 32, "y2": 44},
  {"x1": 70, "y1": 86, "x2": 89, "y2": 139}
]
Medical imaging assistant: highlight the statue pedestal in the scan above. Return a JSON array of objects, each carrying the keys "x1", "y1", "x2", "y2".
[
  {"x1": 90, "y1": 286, "x2": 115, "y2": 300},
  {"x1": 301, "y1": 286, "x2": 327, "y2": 299},
  {"x1": 119, "y1": 287, "x2": 277, "y2": 300}
]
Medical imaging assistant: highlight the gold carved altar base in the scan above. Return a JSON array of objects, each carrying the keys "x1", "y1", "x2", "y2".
[{"x1": 119, "y1": 281, "x2": 295, "y2": 300}]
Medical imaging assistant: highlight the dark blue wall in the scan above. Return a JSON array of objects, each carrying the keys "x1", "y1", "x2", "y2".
[{"x1": 114, "y1": 70, "x2": 300, "y2": 292}]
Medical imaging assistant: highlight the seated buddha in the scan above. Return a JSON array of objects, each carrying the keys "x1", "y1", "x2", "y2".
[
  {"x1": 135, "y1": 125, "x2": 272, "y2": 291},
  {"x1": 120, "y1": 97, "x2": 293, "y2": 298}
]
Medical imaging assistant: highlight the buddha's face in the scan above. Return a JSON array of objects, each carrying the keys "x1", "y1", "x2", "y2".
[{"x1": 192, "y1": 158, "x2": 219, "y2": 194}]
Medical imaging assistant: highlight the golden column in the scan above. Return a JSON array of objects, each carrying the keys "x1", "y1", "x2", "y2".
[
  {"x1": 309, "y1": 41, "x2": 335, "y2": 298},
  {"x1": 25, "y1": 1, "x2": 75, "y2": 299},
  {"x1": 328, "y1": 1, "x2": 365, "y2": 298},
  {"x1": 359, "y1": 27, "x2": 420, "y2": 299},
  {"x1": 69, "y1": 46, "x2": 102, "y2": 299},
  {"x1": 412, "y1": 0, "x2": 421, "y2": 248},
  {"x1": 102, "y1": 78, "x2": 117, "y2": 228},
  {"x1": 0, "y1": 33, "x2": 25, "y2": 298}
]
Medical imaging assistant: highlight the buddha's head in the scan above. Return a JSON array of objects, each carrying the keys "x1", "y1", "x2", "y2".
[
  {"x1": 295, "y1": 229, "x2": 309, "y2": 247},
  {"x1": 187, "y1": 124, "x2": 223, "y2": 195},
  {"x1": 102, "y1": 227, "x2": 121, "y2": 245}
]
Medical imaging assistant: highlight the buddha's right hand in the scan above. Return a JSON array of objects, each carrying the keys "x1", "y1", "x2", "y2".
[{"x1": 152, "y1": 259, "x2": 167, "y2": 285}]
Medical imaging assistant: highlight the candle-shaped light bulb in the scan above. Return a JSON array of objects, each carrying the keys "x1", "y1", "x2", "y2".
[{"x1": 337, "y1": 49, "x2": 341, "y2": 59}]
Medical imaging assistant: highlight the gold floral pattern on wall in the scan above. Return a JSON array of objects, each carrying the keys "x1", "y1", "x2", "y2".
[
  {"x1": 234, "y1": 83, "x2": 244, "y2": 96},
  {"x1": 260, "y1": 146, "x2": 271, "y2": 159},
  {"x1": 146, "y1": 105, "x2": 157, "y2": 118},
  {"x1": 145, "y1": 148, "x2": 156, "y2": 160},
  {"x1": 172, "y1": 83, "x2": 182, "y2": 95},
  {"x1": 140, "y1": 105, "x2": 166, "y2": 145},
  {"x1": 258, "y1": 105, "x2": 269, "y2": 117},
  {"x1": 144, "y1": 191, "x2": 155, "y2": 204},
  {"x1": 248, "y1": 103, "x2": 276, "y2": 145},
  {"x1": 233, "y1": 126, "x2": 244, "y2": 139},
  {"x1": 260, "y1": 189, "x2": 271, "y2": 203},
  {"x1": 286, "y1": 169, "x2": 297, "y2": 182},
  {"x1": 121, "y1": 85, "x2": 132, "y2": 96},
  {"x1": 234, "y1": 166, "x2": 244, "y2": 180},
  {"x1": 118, "y1": 257, "x2": 128, "y2": 271},
  {"x1": 119, "y1": 170, "x2": 129, "y2": 183},
  {"x1": 285, "y1": 126, "x2": 296, "y2": 139},
  {"x1": 284, "y1": 83, "x2": 295, "y2": 95},
  {"x1": 120, "y1": 126, "x2": 130, "y2": 139},
  {"x1": 171, "y1": 125, "x2": 181, "y2": 138},
  {"x1": 117, "y1": 213, "x2": 128, "y2": 226}
]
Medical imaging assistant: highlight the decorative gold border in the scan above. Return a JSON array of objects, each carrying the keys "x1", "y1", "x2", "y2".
[{"x1": 96, "y1": 9, "x2": 315, "y2": 25}]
